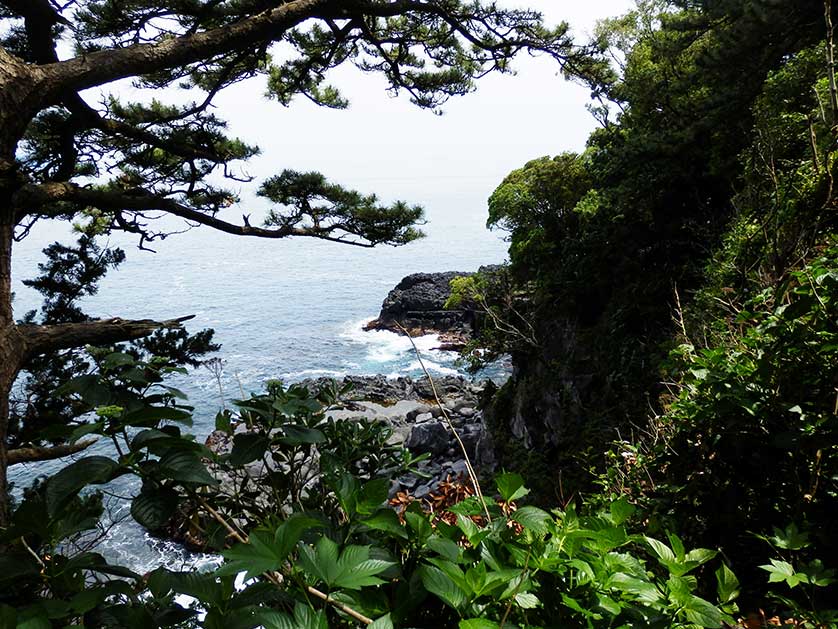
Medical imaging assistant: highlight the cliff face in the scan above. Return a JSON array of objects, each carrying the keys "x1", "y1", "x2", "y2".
[{"x1": 482, "y1": 305, "x2": 663, "y2": 499}]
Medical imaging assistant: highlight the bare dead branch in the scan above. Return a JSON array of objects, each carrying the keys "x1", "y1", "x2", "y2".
[
  {"x1": 7, "y1": 438, "x2": 97, "y2": 465},
  {"x1": 18, "y1": 315, "x2": 194, "y2": 361}
]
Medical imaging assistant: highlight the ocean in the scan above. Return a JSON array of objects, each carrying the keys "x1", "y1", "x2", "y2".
[{"x1": 8, "y1": 200, "x2": 508, "y2": 571}]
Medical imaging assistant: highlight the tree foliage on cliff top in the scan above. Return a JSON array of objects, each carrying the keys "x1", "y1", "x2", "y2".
[{"x1": 471, "y1": 0, "x2": 837, "y2": 616}]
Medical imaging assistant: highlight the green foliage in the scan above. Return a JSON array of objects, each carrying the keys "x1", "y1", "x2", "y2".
[
  {"x1": 182, "y1": 380, "x2": 424, "y2": 540},
  {"x1": 189, "y1": 472, "x2": 736, "y2": 628},
  {"x1": 468, "y1": 1, "x2": 837, "y2": 619},
  {"x1": 487, "y1": 152, "x2": 593, "y2": 278},
  {"x1": 4, "y1": 0, "x2": 838, "y2": 626},
  {"x1": 3, "y1": 357, "x2": 743, "y2": 627},
  {"x1": 10, "y1": 234, "x2": 217, "y2": 457},
  {"x1": 260, "y1": 170, "x2": 425, "y2": 247}
]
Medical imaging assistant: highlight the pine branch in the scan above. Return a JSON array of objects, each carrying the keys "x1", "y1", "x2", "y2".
[
  {"x1": 13, "y1": 182, "x2": 380, "y2": 247},
  {"x1": 7, "y1": 438, "x2": 96, "y2": 466}
]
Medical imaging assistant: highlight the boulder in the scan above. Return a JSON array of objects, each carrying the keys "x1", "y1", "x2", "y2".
[{"x1": 405, "y1": 421, "x2": 450, "y2": 456}]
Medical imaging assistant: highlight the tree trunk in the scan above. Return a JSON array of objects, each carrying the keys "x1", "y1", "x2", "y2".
[{"x1": 0, "y1": 218, "x2": 17, "y2": 529}]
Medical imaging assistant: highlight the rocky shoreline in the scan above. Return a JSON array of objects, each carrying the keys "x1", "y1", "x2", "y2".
[
  {"x1": 363, "y1": 266, "x2": 499, "y2": 350},
  {"x1": 202, "y1": 375, "x2": 496, "y2": 503},
  {"x1": 301, "y1": 375, "x2": 496, "y2": 497}
]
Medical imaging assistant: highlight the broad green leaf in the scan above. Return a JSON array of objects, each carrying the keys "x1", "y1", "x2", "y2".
[
  {"x1": 362, "y1": 510, "x2": 408, "y2": 539},
  {"x1": 334, "y1": 557, "x2": 394, "y2": 590},
  {"x1": 220, "y1": 515, "x2": 323, "y2": 579},
  {"x1": 122, "y1": 405, "x2": 193, "y2": 426},
  {"x1": 561, "y1": 594, "x2": 600, "y2": 619},
  {"x1": 101, "y1": 352, "x2": 136, "y2": 368},
  {"x1": 768, "y1": 523, "x2": 810, "y2": 551},
  {"x1": 495, "y1": 472, "x2": 529, "y2": 502},
  {"x1": 255, "y1": 610, "x2": 295, "y2": 629},
  {"x1": 447, "y1": 497, "x2": 485, "y2": 516},
  {"x1": 609, "y1": 497, "x2": 635, "y2": 526},
  {"x1": 759, "y1": 559, "x2": 798, "y2": 586},
  {"x1": 314, "y1": 536, "x2": 340, "y2": 584},
  {"x1": 610, "y1": 572, "x2": 664, "y2": 605},
  {"x1": 684, "y1": 547, "x2": 717, "y2": 568},
  {"x1": 301, "y1": 543, "x2": 396, "y2": 590},
  {"x1": 147, "y1": 570, "x2": 225, "y2": 608},
  {"x1": 62, "y1": 374, "x2": 111, "y2": 407},
  {"x1": 369, "y1": 614, "x2": 394, "y2": 629},
  {"x1": 158, "y1": 450, "x2": 219, "y2": 485},
  {"x1": 68, "y1": 421, "x2": 104, "y2": 442},
  {"x1": 715, "y1": 563, "x2": 740, "y2": 604},
  {"x1": 420, "y1": 565, "x2": 467, "y2": 611},
  {"x1": 427, "y1": 536, "x2": 460, "y2": 562},
  {"x1": 405, "y1": 511, "x2": 432, "y2": 542},
  {"x1": 292, "y1": 603, "x2": 327, "y2": 629},
  {"x1": 682, "y1": 595, "x2": 723, "y2": 628},
  {"x1": 218, "y1": 543, "x2": 280, "y2": 579},
  {"x1": 46, "y1": 456, "x2": 120, "y2": 515},
  {"x1": 357, "y1": 478, "x2": 390, "y2": 515},
  {"x1": 274, "y1": 514, "x2": 324, "y2": 561},
  {"x1": 515, "y1": 591, "x2": 540, "y2": 609},
  {"x1": 130, "y1": 488, "x2": 179, "y2": 530},
  {"x1": 668, "y1": 532, "x2": 686, "y2": 561},
  {"x1": 457, "y1": 513, "x2": 481, "y2": 544},
  {"x1": 644, "y1": 536, "x2": 676, "y2": 564},
  {"x1": 511, "y1": 506, "x2": 551, "y2": 534},
  {"x1": 278, "y1": 424, "x2": 325, "y2": 446},
  {"x1": 596, "y1": 594, "x2": 622, "y2": 616},
  {"x1": 228, "y1": 433, "x2": 270, "y2": 466},
  {"x1": 459, "y1": 620, "x2": 500, "y2": 629},
  {"x1": 333, "y1": 473, "x2": 360, "y2": 517}
]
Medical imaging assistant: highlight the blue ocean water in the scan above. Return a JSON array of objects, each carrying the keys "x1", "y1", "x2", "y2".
[{"x1": 9, "y1": 201, "x2": 508, "y2": 570}]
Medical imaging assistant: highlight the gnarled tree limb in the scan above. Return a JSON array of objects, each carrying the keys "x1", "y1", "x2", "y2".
[{"x1": 38, "y1": 0, "x2": 335, "y2": 98}]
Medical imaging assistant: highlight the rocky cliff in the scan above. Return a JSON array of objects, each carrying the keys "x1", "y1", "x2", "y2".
[{"x1": 364, "y1": 266, "x2": 499, "y2": 349}]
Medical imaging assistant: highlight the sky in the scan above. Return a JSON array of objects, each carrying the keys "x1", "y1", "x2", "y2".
[{"x1": 144, "y1": 1, "x2": 636, "y2": 218}]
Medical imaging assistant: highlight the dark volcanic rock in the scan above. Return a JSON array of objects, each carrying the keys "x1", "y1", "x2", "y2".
[
  {"x1": 405, "y1": 421, "x2": 450, "y2": 456},
  {"x1": 364, "y1": 266, "x2": 501, "y2": 346}
]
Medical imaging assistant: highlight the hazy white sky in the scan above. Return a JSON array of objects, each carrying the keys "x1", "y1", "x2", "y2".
[{"x1": 184, "y1": 1, "x2": 635, "y2": 218}]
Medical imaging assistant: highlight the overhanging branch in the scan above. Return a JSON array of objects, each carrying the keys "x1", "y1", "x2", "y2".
[
  {"x1": 8, "y1": 438, "x2": 97, "y2": 466},
  {"x1": 18, "y1": 315, "x2": 195, "y2": 361},
  {"x1": 38, "y1": 0, "x2": 335, "y2": 98},
  {"x1": 13, "y1": 182, "x2": 378, "y2": 247}
]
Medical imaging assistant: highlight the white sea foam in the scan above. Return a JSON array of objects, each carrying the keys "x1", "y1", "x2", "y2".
[
  {"x1": 340, "y1": 317, "x2": 447, "y2": 363},
  {"x1": 282, "y1": 368, "x2": 347, "y2": 380},
  {"x1": 405, "y1": 359, "x2": 459, "y2": 376}
]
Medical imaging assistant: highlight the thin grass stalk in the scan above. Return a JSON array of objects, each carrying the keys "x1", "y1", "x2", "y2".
[{"x1": 395, "y1": 322, "x2": 492, "y2": 523}]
